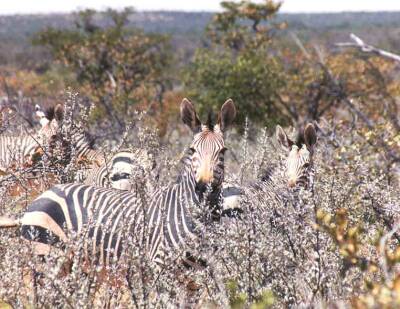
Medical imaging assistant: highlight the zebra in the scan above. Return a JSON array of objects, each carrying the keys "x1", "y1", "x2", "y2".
[
  {"x1": 0, "y1": 98, "x2": 237, "y2": 269},
  {"x1": 0, "y1": 104, "x2": 61, "y2": 173},
  {"x1": 42, "y1": 103, "x2": 106, "y2": 168},
  {"x1": 275, "y1": 122, "x2": 317, "y2": 189},
  {"x1": 222, "y1": 123, "x2": 317, "y2": 210},
  {"x1": 39, "y1": 103, "x2": 154, "y2": 190},
  {"x1": 81, "y1": 148, "x2": 156, "y2": 190}
]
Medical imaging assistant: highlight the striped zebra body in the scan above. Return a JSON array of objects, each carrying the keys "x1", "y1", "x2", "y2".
[
  {"x1": 0, "y1": 105, "x2": 61, "y2": 172},
  {"x1": 222, "y1": 169, "x2": 283, "y2": 211},
  {"x1": 73, "y1": 134, "x2": 105, "y2": 166},
  {"x1": 81, "y1": 149, "x2": 155, "y2": 190},
  {"x1": 55, "y1": 120, "x2": 108, "y2": 183},
  {"x1": 21, "y1": 159, "x2": 198, "y2": 266},
  {"x1": 9, "y1": 98, "x2": 236, "y2": 269},
  {"x1": 222, "y1": 123, "x2": 317, "y2": 210},
  {"x1": 36, "y1": 103, "x2": 106, "y2": 172},
  {"x1": 0, "y1": 134, "x2": 41, "y2": 171}
]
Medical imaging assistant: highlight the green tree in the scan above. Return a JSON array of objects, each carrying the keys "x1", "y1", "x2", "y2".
[
  {"x1": 184, "y1": 0, "x2": 287, "y2": 127},
  {"x1": 34, "y1": 8, "x2": 172, "y2": 133}
]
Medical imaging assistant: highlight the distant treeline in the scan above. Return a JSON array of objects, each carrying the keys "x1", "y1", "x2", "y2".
[{"x1": 1, "y1": 11, "x2": 400, "y2": 39}]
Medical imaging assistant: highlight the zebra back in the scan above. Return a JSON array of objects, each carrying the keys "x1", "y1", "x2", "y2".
[
  {"x1": 78, "y1": 149, "x2": 155, "y2": 190},
  {"x1": 17, "y1": 98, "x2": 236, "y2": 268}
]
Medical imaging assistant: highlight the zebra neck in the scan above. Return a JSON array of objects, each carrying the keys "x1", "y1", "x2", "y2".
[
  {"x1": 177, "y1": 167, "x2": 200, "y2": 205},
  {"x1": 178, "y1": 155, "x2": 222, "y2": 213}
]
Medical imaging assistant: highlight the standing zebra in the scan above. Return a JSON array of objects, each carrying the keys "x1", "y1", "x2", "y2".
[
  {"x1": 0, "y1": 98, "x2": 236, "y2": 269},
  {"x1": 0, "y1": 104, "x2": 61, "y2": 173},
  {"x1": 40, "y1": 103, "x2": 155, "y2": 190},
  {"x1": 276, "y1": 123, "x2": 317, "y2": 189},
  {"x1": 222, "y1": 123, "x2": 317, "y2": 209},
  {"x1": 42, "y1": 103, "x2": 106, "y2": 168}
]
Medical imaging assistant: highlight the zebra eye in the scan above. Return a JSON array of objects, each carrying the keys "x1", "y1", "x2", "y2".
[
  {"x1": 188, "y1": 147, "x2": 196, "y2": 154},
  {"x1": 220, "y1": 147, "x2": 228, "y2": 154},
  {"x1": 303, "y1": 163, "x2": 310, "y2": 169}
]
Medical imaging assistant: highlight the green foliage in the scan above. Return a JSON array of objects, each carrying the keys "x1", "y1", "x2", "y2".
[
  {"x1": 184, "y1": 48, "x2": 285, "y2": 126},
  {"x1": 184, "y1": 1, "x2": 288, "y2": 127},
  {"x1": 33, "y1": 8, "x2": 172, "y2": 132},
  {"x1": 208, "y1": 0, "x2": 284, "y2": 51},
  {"x1": 227, "y1": 279, "x2": 274, "y2": 308}
]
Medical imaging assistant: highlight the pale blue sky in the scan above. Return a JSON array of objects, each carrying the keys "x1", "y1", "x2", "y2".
[{"x1": 1, "y1": 0, "x2": 400, "y2": 15}]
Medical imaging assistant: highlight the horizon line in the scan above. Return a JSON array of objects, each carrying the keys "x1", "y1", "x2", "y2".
[{"x1": 1, "y1": 9, "x2": 400, "y2": 16}]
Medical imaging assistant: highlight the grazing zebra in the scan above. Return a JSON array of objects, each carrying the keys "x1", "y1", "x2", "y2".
[
  {"x1": 0, "y1": 105, "x2": 61, "y2": 173},
  {"x1": 0, "y1": 98, "x2": 236, "y2": 269},
  {"x1": 81, "y1": 149, "x2": 156, "y2": 190},
  {"x1": 222, "y1": 123, "x2": 317, "y2": 209}
]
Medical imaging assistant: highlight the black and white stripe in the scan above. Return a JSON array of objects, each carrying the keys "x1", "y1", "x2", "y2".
[
  {"x1": 81, "y1": 149, "x2": 155, "y2": 190},
  {"x1": 2, "y1": 98, "x2": 236, "y2": 268},
  {"x1": 222, "y1": 123, "x2": 317, "y2": 210},
  {"x1": 39, "y1": 103, "x2": 107, "y2": 171},
  {"x1": 276, "y1": 123, "x2": 317, "y2": 189},
  {"x1": 0, "y1": 105, "x2": 60, "y2": 172}
]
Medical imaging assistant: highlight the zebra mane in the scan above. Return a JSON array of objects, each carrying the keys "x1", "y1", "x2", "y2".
[
  {"x1": 44, "y1": 105, "x2": 63, "y2": 122},
  {"x1": 205, "y1": 110, "x2": 215, "y2": 131},
  {"x1": 83, "y1": 130, "x2": 96, "y2": 149},
  {"x1": 44, "y1": 106, "x2": 56, "y2": 121},
  {"x1": 294, "y1": 127, "x2": 306, "y2": 147}
]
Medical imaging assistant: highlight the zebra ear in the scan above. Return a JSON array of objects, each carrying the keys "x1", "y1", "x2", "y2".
[
  {"x1": 180, "y1": 98, "x2": 201, "y2": 132},
  {"x1": 35, "y1": 104, "x2": 46, "y2": 120},
  {"x1": 218, "y1": 99, "x2": 236, "y2": 132},
  {"x1": 304, "y1": 123, "x2": 317, "y2": 150},
  {"x1": 54, "y1": 104, "x2": 64, "y2": 122},
  {"x1": 276, "y1": 125, "x2": 293, "y2": 151}
]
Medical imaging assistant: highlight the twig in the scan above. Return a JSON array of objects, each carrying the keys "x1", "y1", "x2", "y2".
[
  {"x1": 336, "y1": 33, "x2": 400, "y2": 63},
  {"x1": 379, "y1": 225, "x2": 400, "y2": 282}
]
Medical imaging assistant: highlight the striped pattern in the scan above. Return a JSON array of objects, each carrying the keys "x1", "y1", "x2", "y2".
[
  {"x1": 17, "y1": 98, "x2": 236, "y2": 267},
  {"x1": 36, "y1": 103, "x2": 105, "y2": 170},
  {"x1": 0, "y1": 106, "x2": 60, "y2": 172},
  {"x1": 20, "y1": 129, "x2": 224, "y2": 266},
  {"x1": 72, "y1": 133, "x2": 104, "y2": 166},
  {"x1": 0, "y1": 134, "x2": 42, "y2": 170},
  {"x1": 285, "y1": 145, "x2": 313, "y2": 188},
  {"x1": 80, "y1": 149, "x2": 155, "y2": 190},
  {"x1": 54, "y1": 120, "x2": 105, "y2": 169},
  {"x1": 190, "y1": 126, "x2": 226, "y2": 187},
  {"x1": 276, "y1": 123, "x2": 317, "y2": 188},
  {"x1": 222, "y1": 124, "x2": 317, "y2": 210},
  {"x1": 222, "y1": 169, "x2": 283, "y2": 211}
]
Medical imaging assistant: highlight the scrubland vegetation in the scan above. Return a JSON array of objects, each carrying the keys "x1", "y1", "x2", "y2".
[{"x1": 0, "y1": 1, "x2": 400, "y2": 307}]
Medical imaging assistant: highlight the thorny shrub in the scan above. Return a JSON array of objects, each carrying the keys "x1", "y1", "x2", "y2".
[{"x1": 0, "y1": 95, "x2": 399, "y2": 308}]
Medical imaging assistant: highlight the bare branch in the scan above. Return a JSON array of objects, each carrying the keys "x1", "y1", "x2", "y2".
[{"x1": 336, "y1": 33, "x2": 400, "y2": 63}]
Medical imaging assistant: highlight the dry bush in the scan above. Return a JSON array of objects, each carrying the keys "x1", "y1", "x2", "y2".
[{"x1": 0, "y1": 94, "x2": 399, "y2": 308}]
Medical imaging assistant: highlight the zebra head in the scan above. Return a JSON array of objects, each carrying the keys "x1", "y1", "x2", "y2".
[
  {"x1": 180, "y1": 98, "x2": 236, "y2": 192},
  {"x1": 276, "y1": 123, "x2": 317, "y2": 188},
  {"x1": 30, "y1": 104, "x2": 65, "y2": 160},
  {"x1": 35, "y1": 104, "x2": 63, "y2": 139}
]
